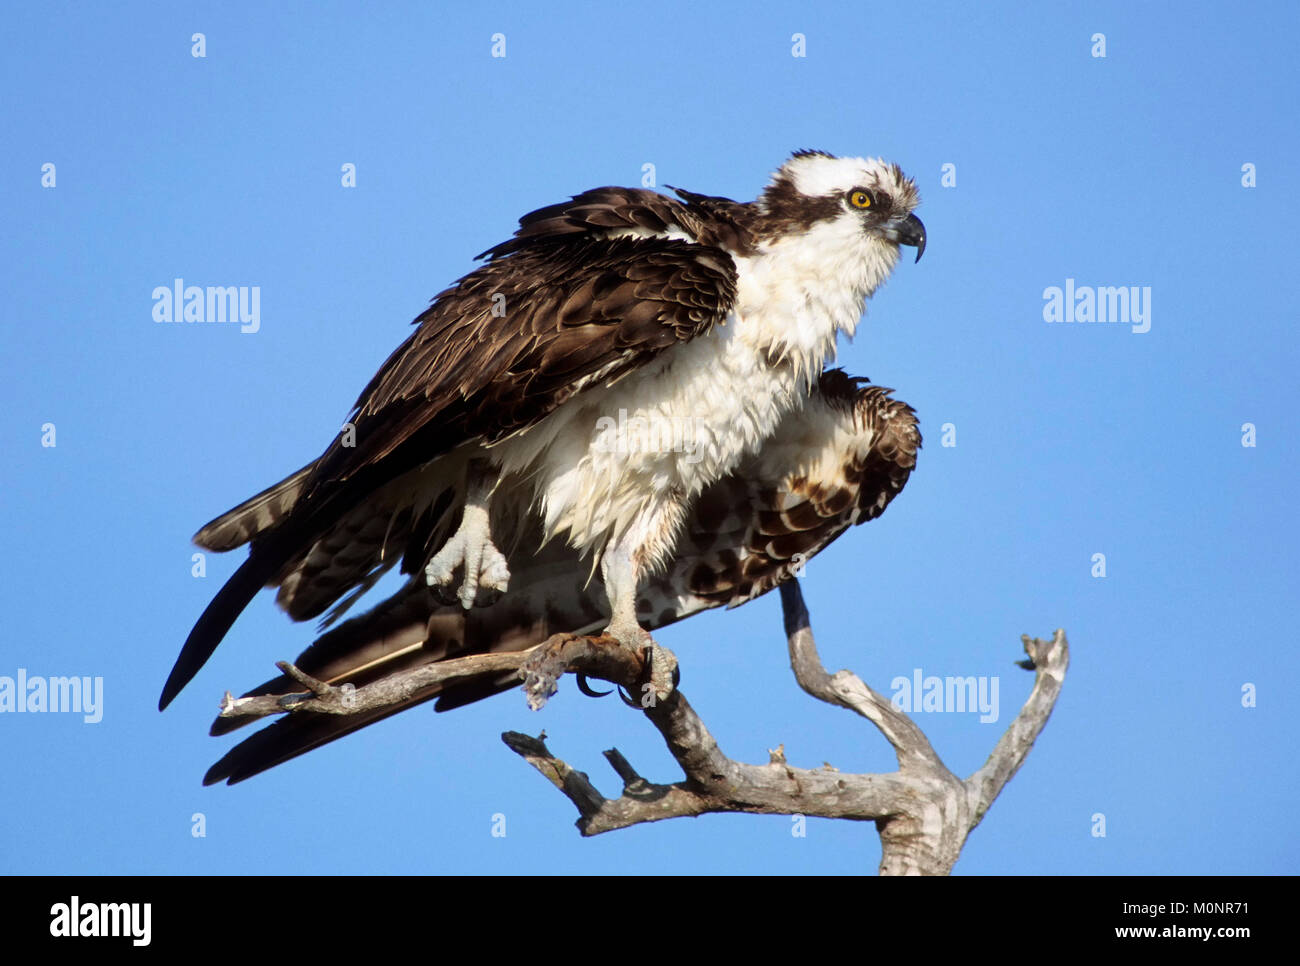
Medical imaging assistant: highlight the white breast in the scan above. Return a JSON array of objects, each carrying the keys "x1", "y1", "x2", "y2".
[{"x1": 491, "y1": 221, "x2": 894, "y2": 561}]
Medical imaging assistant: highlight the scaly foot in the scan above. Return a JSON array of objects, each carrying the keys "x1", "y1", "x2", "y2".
[
  {"x1": 518, "y1": 629, "x2": 678, "y2": 711},
  {"x1": 606, "y1": 616, "x2": 678, "y2": 706},
  {"x1": 424, "y1": 502, "x2": 510, "y2": 609}
]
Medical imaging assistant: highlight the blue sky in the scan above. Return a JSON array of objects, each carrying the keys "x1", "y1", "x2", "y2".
[{"x1": 2, "y1": 1, "x2": 1296, "y2": 875}]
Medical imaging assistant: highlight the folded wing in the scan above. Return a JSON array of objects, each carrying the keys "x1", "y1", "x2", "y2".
[{"x1": 202, "y1": 370, "x2": 921, "y2": 784}]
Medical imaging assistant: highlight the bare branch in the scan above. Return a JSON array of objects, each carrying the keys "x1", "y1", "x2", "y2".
[
  {"x1": 214, "y1": 580, "x2": 1070, "y2": 873},
  {"x1": 602, "y1": 748, "x2": 645, "y2": 788},
  {"x1": 218, "y1": 650, "x2": 530, "y2": 720},
  {"x1": 779, "y1": 581, "x2": 947, "y2": 772},
  {"x1": 964, "y1": 629, "x2": 1070, "y2": 827},
  {"x1": 500, "y1": 731, "x2": 605, "y2": 819},
  {"x1": 503, "y1": 580, "x2": 1071, "y2": 873}
]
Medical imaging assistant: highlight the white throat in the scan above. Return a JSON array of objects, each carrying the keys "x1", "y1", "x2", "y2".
[{"x1": 733, "y1": 217, "x2": 899, "y2": 387}]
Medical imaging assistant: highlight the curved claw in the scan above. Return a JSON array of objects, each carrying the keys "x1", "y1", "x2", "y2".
[
  {"x1": 616, "y1": 684, "x2": 640, "y2": 708},
  {"x1": 576, "y1": 674, "x2": 613, "y2": 698}
]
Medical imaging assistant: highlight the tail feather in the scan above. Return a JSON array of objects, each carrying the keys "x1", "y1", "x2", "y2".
[
  {"x1": 194, "y1": 462, "x2": 316, "y2": 552},
  {"x1": 192, "y1": 371, "x2": 922, "y2": 782},
  {"x1": 204, "y1": 691, "x2": 441, "y2": 785},
  {"x1": 170, "y1": 462, "x2": 403, "y2": 709},
  {"x1": 210, "y1": 580, "x2": 436, "y2": 737},
  {"x1": 159, "y1": 550, "x2": 282, "y2": 710},
  {"x1": 202, "y1": 583, "x2": 571, "y2": 784}
]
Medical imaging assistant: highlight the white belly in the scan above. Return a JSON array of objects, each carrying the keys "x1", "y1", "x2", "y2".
[
  {"x1": 489, "y1": 226, "x2": 880, "y2": 563},
  {"x1": 491, "y1": 326, "x2": 818, "y2": 569}
]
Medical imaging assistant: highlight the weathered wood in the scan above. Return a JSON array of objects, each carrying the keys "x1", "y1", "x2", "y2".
[{"x1": 215, "y1": 579, "x2": 1068, "y2": 874}]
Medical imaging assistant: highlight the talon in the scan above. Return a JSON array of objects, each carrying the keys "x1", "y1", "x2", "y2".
[
  {"x1": 641, "y1": 641, "x2": 678, "y2": 702},
  {"x1": 430, "y1": 582, "x2": 462, "y2": 606},
  {"x1": 576, "y1": 674, "x2": 613, "y2": 698},
  {"x1": 616, "y1": 684, "x2": 640, "y2": 708},
  {"x1": 603, "y1": 619, "x2": 678, "y2": 703}
]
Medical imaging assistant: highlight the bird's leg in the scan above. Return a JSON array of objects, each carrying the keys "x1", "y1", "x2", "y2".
[
  {"x1": 601, "y1": 525, "x2": 679, "y2": 703},
  {"x1": 424, "y1": 458, "x2": 510, "y2": 609},
  {"x1": 518, "y1": 498, "x2": 684, "y2": 709}
]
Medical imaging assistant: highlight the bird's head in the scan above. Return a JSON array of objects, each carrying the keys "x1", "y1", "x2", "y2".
[{"x1": 758, "y1": 150, "x2": 926, "y2": 264}]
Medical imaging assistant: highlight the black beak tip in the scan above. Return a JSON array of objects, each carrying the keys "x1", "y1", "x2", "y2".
[{"x1": 904, "y1": 213, "x2": 926, "y2": 263}]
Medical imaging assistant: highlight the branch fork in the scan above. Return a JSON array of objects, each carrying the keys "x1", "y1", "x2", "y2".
[
  {"x1": 215, "y1": 581, "x2": 1068, "y2": 874},
  {"x1": 502, "y1": 581, "x2": 1069, "y2": 873}
]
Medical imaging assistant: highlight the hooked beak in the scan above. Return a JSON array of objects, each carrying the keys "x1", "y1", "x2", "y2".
[{"x1": 889, "y1": 212, "x2": 926, "y2": 263}]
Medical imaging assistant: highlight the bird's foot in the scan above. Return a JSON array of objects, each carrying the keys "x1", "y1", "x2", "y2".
[
  {"x1": 518, "y1": 627, "x2": 678, "y2": 711},
  {"x1": 424, "y1": 504, "x2": 510, "y2": 609},
  {"x1": 606, "y1": 617, "x2": 678, "y2": 707}
]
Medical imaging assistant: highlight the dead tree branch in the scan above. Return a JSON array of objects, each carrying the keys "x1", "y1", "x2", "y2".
[
  {"x1": 218, "y1": 580, "x2": 1068, "y2": 874},
  {"x1": 217, "y1": 652, "x2": 529, "y2": 719},
  {"x1": 503, "y1": 580, "x2": 1069, "y2": 874}
]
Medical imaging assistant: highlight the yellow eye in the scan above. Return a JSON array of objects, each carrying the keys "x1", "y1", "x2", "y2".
[{"x1": 848, "y1": 189, "x2": 873, "y2": 209}]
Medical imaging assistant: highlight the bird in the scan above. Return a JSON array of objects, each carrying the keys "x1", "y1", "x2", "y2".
[
  {"x1": 160, "y1": 149, "x2": 927, "y2": 734},
  {"x1": 204, "y1": 368, "x2": 921, "y2": 784}
]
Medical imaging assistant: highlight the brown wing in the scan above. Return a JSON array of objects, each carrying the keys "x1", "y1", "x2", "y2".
[
  {"x1": 677, "y1": 375, "x2": 920, "y2": 609},
  {"x1": 200, "y1": 371, "x2": 920, "y2": 785},
  {"x1": 310, "y1": 237, "x2": 735, "y2": 483},
  {"x1": 476, "y1": 186, "x2": 758, "y2": 260},
  {"x1": 161, "y1": 234, "x2": 738, "y2": 711}
]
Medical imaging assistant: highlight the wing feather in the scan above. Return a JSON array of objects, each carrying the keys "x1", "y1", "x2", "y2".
[
  {"x1": 162, "y1": 234, "x2": 737, "y2": 709},
  {"x1": 200, "y1": 371, "x2": 921, "y2": 782},
  {"x1": 477, "y1": 185, "x2": 759, "y2": 260}
]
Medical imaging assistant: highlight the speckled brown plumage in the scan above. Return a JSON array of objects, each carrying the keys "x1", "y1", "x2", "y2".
[
  {"x1": 164, "y1": 150, "x2": 926, "y2": 724},
  {"x1": 202, "y1": 370, "x2": 920, "y2": 785}
]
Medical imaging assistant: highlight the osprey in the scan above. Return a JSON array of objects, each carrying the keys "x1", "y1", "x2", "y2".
[
  {"x1": 161, "y1": 150, "x2": 926, "y2": 756},
  {"x1": 207, "y1": 369, "x2": 920, "y2": 783}
]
